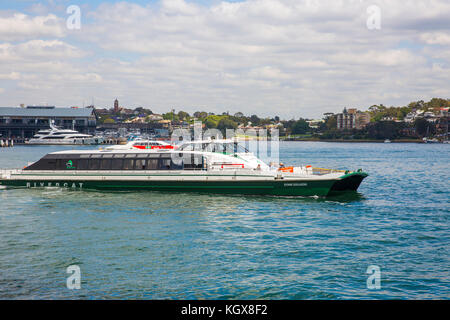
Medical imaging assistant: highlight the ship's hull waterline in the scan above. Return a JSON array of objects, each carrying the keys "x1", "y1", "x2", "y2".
[{"x1": 0, "y1": 171, "x2": 368, "y2": 197}]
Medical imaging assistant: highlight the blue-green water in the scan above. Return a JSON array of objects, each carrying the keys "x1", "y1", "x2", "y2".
[{"x1": 0, "y1": 142, "x2": 448, "y2": 299}]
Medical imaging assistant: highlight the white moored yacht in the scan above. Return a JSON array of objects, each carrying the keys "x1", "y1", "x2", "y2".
[{"x1": 26, "y1": 122, "x2": 104, "y2": 145}]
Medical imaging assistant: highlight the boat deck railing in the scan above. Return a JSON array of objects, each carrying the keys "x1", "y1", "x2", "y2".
[
  {"x1": 312, "y1": 167, "x2": 347, "y2": 175},
  {"x1": 0, "y1": 169, "x2": 21, "y2": 179}
]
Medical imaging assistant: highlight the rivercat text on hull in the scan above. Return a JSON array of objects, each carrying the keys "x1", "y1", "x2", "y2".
[{"x1": 0, "y1": 140, "x2": 368, "y2": 196}]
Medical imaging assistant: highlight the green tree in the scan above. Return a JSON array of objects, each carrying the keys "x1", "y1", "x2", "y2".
[
  {"x1": 250, "y1": 115, "x2": 260, "y2": 126},
  {"x1": 178, "y1": 111, "x2": 190, "y2": 121},
  {"x1": 325, "y1": 116, "x2": 337, "y2": 130},
  {"x1": 292, "y1": 119, "x2": 310, "y2": 134},
  {"x1": 217, "y1": 118, "x2": 238, "y2": 132},
  {"x1": 194, "y1": 111, "x2": 208, "y2": 119}
]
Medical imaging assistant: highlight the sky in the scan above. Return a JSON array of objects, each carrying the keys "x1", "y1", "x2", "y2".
[{"x1": 0, "y1": 0, "x2": 449, "y2": 119}]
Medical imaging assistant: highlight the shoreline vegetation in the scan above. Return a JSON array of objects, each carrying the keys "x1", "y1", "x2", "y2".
[
  {"x1": 97, "y1": 97, "x2": 449, "y2": 142},
  {"x1": 281, "y1": 137, "x2": 424, "y2": 143}
]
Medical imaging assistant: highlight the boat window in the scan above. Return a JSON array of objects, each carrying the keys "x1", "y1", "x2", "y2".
[
  {"x1": 91, "y1": 154, "x2": 102, "y2": 159},
  {"x1": 183, "y1": 154, "x2": 204, "y2": 170},
  {"x1": 113, "y1": 154, "x2": 125, "y2": 158},
  {"x1": 89, "y1": 159, "x2": 101, "y2": 170},
  {"x1": 123, "y1": 159, "x2": 135, "y2": 170},
  {"x1": 77, "y1": 159, "x2": 89, "y2": 170},
  {"x1": 80, "y1": 154, "x2": 91, "y2": 158},
  {"x1": 135, "y1": 159, "x2": 146, "y2": 170},
  {"x1": 24, "y1": 158, "x2": 56, "y2": 170},
  {"x1": 100, "y1": 159, "x2": 112, "y2": 170},
  {"x1": 55, "y1": 159, "x2": 67, "y2": 170},
  {"x1": 147, "y1": 159, "x2": 158, "y2": 169},
  {"x1": 159, "y1": 158, "x2": 171, "y2": 170},
  {"x1": 111, "y1": 159, "x2": 123, "y2": 170},
  {"x1": 125, "y1": 154, "x2": 138, "y2": 158}
]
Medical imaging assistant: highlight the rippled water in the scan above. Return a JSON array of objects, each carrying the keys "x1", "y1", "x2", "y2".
[{"x1": 0, "y1": 142, "x2": 449, "y2": 299}]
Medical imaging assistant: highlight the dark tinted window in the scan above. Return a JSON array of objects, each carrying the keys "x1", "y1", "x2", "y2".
[
  {"x1": 123, "y1": 159, "x2": 134, "y2": 170},
  {"x1": 25, "y1": 158, "x2": 56, "y2": 170},
  {"x1": 147, "y1": 159, "x2": 158, "y2": 169},
  {"x1": 100, "y1": 159, "x2": 112, "y2": 170},
  {"x1": 183, "y1": 154, "x2": 204, "y2": 170},
  {"x1": 89, "y1": 159, "x2": 101, "y2": 170},
  {"x1": 77, "y1": 159, "x2": 89, "y2": 170},
  {"x1": 160, "y1": 158, "x2": 171, "y2": 170},
  {"x1": 111, "y1": 159, "x2": 123, "y2": 170},
  {"x1": 135, "y1": 159, "x2": 146, "y2": 170}
]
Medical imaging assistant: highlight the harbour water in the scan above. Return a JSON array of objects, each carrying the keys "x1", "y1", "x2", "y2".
[{"x1": 0, "y1": 142, "x2": 448, "y2": 299}]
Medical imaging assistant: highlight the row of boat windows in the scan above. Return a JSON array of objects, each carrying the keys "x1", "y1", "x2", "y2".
[
  {"x1": 44, "y1": 153, "x2": 170, "y2": 159},
  {"x1": 25, "y1": 157, "x2": 204, "y2": 171}
]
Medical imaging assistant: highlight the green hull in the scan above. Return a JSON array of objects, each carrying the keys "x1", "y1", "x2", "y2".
[{"x1": 0, "y1": 172, "x2": 368, "y2": 197}]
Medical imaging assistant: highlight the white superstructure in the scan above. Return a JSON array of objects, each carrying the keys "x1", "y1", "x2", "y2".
[{"x1": 26, "y1": 122, "x2": 104, "y2": 145}]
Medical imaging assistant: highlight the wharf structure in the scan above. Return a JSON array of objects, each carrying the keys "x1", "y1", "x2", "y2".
[{"x1": 0, "y1": 106, "x2": 97, "y2": 139}]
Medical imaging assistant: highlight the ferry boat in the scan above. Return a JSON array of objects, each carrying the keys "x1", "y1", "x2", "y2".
[
  {"x1": 0, "y1": 140, "x2": 368, "y2": 197},
  {"x1": 26, "y1": 122, "x2": 104, "y2": 145}
]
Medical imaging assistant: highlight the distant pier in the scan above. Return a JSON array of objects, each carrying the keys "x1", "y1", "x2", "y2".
[
  {"x1": 0, "y1": 139, "x2": 21, "y2": 147},
  {"x1": 1, "y1": 138, "x2": 126, "y2": 147}
]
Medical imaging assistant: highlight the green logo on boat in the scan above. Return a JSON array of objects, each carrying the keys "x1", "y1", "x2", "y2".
[{"x1": 66, "y1": 160, "x2": 75, "y2": 169}]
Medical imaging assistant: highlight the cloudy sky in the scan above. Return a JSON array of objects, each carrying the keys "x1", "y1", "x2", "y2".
[{"x1": 0, "y1": 0, "x2": 449, "y2": 118}]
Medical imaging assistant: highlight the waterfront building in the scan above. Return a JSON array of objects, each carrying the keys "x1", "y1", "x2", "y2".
[
  {"x1": 336, "y1": 108, "x2": 355, "y2": 130},
  {"x1": 0, "y1": 106, "x2": 97, "y2": 139},
  {"x1": 114, "y1": 99, "x2": 119, "y2": 113},
  {"x1": 337, "y1": 108, "x2": 370, "y2": 130},
  {"x1": 355, "y1": 112, "x2": 371, "y2": 129}
]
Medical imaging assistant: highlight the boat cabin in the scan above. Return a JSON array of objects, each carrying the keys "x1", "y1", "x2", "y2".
[{"x1": 24, "y1": 152, "x2": 205, "y2": 171}]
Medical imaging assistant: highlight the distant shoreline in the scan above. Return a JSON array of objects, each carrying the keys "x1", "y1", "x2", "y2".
[{"x1": 280, "y1": 138, "x2": 425, "y2": 143}]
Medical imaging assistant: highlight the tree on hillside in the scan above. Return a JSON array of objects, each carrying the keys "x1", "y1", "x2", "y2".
[
  {"x1": 178, "y1": 111, "x2": 190, "y2": 121},
  {"x1": 292, "y1": 119, "x2": 310, "y2": 134},
  {"x1": 217, "y1": 118, "x2": 238, "y2": 132},
  {"x1": 194, "y1": 111, "x2": 208, "y2": 119},
  {"x1": 366, "y1": 121, "x2": 401, "y2": 139},
  {"x1": 325, "y1": 116, "x2": 337, "y2": 130},
  {"x1": 250, "y1": 115, "x2": 260, "y2": 126}
]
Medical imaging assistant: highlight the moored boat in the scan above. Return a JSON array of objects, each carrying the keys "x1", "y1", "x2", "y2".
[
  {"x1": 0, "y1": 140, "x2": 368, "y2": 196},
  {"x1": 26, "y1": 122, "x2": 104, "y2": 145}
]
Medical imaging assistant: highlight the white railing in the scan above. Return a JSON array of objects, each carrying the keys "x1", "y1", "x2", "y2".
[{"x1": 0, "y1": 169, "x2": 21, "y2": 179}]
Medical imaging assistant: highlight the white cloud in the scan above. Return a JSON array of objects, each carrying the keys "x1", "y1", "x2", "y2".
[
  {"x1": 0, "y1": 13, "x2": 65, "y2": 41},
  {"x1": 419, "y1": 32, "x2": 450, "y2": 45},
  {"x1": 1, "y1": 1, "x2": 450, "y2": 117}
]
